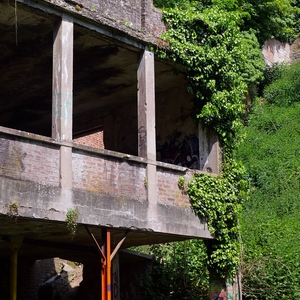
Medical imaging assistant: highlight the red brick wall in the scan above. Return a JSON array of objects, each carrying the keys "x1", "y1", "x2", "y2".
[
  {"x1": 73, "y1": 131, "x2": 104, "y2": 149},
  {"x1": 72, "y1": 150, "x2": 147, "y2": 202},
  {"x1": 0, "y1": 135, "x2": 60, "y2": 186},
  {"x1": 157, "y1": 167, "x2": 194, "y2": 207}
]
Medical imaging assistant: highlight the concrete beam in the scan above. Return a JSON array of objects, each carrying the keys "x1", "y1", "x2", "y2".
[
  {"x1": 52, "y1": 14, "x2": 74, "y2": 189},
  {"x1": 137, "y1": 49, "x2": 157, "y2": 207}
]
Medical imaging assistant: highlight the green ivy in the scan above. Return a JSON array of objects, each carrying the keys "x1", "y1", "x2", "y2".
[
  {"x1": 188, "y1": 160, "x2": 248, "y2": 278},
  {"x1": 154, "y1": 5, "x2": 260, "y2": 278},
  {"x1": 158, "y1": 7, "x2": 264, "y2": 152}
]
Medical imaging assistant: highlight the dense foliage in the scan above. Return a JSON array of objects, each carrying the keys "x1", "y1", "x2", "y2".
[
  {"x1": 237, "y1": 62, "x2": 300, "y2": 299},
  {"x1": 153, "y1": 1, "x2": 264, "y2": 278},
  {"x1": 188, "y1": 162, "x2": 248, "y2": 278},
  {"x1": 154, "y1": 0, "x2": 300, "y2": 44},
  {"x1": 139, "y1": 241, "x2": 209, "y2": 299},
  {"x1": 136, "y1": 0, "x2": 300, "y2": 297}
]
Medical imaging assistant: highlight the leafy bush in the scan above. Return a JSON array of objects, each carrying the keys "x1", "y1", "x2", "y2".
[
  {"x1": 141, "y1": 241, "x2": 209, "y2": 300},
  {"x1": 237, "y1": 63, "x2": 300, "y2": 299},
  {"x1": 264, "y1": 60, "x2": 300, "y2": 106}
]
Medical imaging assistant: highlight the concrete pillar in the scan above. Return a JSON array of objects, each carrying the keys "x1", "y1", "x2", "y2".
[
  {"x1": 141, "y1": 0, "x2": 151, "y2": 31},
  {"x1": 52, "y1": 14, "x2": 74, "y2": 189},
  {"x1": 137, "y1": 49, "x2": 157, "y2": 204},
  {"x1": 137, "y1": 49, "x2": 156, "y2": 161},
  {"x1": 52, "y1": 14, "x2": 73, "y2": 141},
  {"x1": 198, "y1": 124, "x2": 220, "y2": 174}
]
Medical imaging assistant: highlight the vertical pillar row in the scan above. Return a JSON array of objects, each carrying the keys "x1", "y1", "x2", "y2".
[
  {"x1": 137, "y1": 49, "x2": 157, "y2": 204},
  {"x1": 52, "y1": 14, "x2": 74, "y2": 189}
]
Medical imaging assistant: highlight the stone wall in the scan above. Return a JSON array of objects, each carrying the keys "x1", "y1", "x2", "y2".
[{"x1": 262, "y1": 38, "x2": 300, "y2": 66}]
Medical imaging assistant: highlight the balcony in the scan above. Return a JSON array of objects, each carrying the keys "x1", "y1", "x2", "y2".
[{"x1": 0, "y1": 0, "x2": 217, "y2": 261}]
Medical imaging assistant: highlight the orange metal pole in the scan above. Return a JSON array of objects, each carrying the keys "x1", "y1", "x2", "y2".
[
  {"x1": 106, "y1": 230, "x2": 111, "y2": 300},
  {"x1": 102, "y1": 228, "x2": 107, "y2": 300}
]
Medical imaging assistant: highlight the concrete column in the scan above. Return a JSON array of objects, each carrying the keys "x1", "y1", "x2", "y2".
[
  {"x1": 198, "y1": 124, "x2": 220, "y2": 174},
  {"x1": 137, "y1": 49, "x2": 157, "y2": 204},
  {"x1": 137, "y1": 49, "x2": 156, "y2": 160},
  {"x1": 52, "y1": 14, "x2": 73, "y2": 141},
  {"x1": 52, "y1": 14, "x2": 73, "y2": 189}
]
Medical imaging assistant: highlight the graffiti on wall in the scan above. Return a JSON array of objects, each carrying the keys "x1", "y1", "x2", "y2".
[
  {"x1": 210, "y1": 280, "x2": 226, "y2": 300},
  {"x1": 157, "y1": 131, "x2": 199, "y2": 169}
]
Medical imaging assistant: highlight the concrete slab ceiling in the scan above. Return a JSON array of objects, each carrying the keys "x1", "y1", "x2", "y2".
[
  {"x1": 0, "y1": 2, "x2": 183, "y2": 137},
  {"x1": 0, "y1": 215, "x2": 198, "y2": 261}
]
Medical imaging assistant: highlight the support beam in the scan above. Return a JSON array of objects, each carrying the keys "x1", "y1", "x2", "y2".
[
  {"x1": 110, "y1": 231, "x2": 129, "y2": 261},
  {"x1": 137, "y1": 49, "x2": 157, "y2": 205},
  {"x1": 101, "y1": 228, "x2": 112, "y2": 300},
  {"x1": 137, "y1": 49, "x2": 156, "y2": 161},
  {"x1": 52, "y1": 14, "x2": 74, "y2": 189}
]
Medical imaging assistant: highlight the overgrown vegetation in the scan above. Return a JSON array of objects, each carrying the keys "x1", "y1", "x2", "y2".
[
  {"x1": 133, "y1": 241, "x2": 209, "y2": 299},
  {"x1": 66, "y1": 208, "x2": 79, "y2": 238},
  {"x1": 237, "y1": 61, "x2": 300, "y2": 299},
  {"x1": 153, "y1": 0, "x2": 264, "y2": 279},
  {"x1": 154, "y1": 0, "x2": 300, "y2": 44},
  {"x1": 134, "y1": 0, "x2": 300, "y2": 298}
]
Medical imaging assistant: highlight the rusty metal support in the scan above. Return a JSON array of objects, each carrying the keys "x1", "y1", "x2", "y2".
[
  {"x1": 85, "y1": 225, "x2": 106, "y2": 264},
  {"x1": 110, "y1": 231, "x2": 129, "y2": 261},
  {"x1": 101, "y1": 228, "x2": 112, "y2": 300},
  {"x1": 106, "y1": 230, "x2": 111, "y2": 300},
  {"x1": 86, "y1": 227, "x2": 129, "y2": 300}
]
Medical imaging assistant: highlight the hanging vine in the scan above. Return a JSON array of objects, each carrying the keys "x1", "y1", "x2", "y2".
[{"x1": 155, "y1": 5, "x2": 263, "y2": 277}]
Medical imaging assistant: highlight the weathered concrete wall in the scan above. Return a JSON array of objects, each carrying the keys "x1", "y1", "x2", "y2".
[
  {"x1": 43, "y1": 0, "x2": 166, "y2": 44},
  {"x1": 262, "y1": 39, "x2": 291, "y2": 66},
  {"x1": 262, "y1": 38, "x2": 300, "y2": 66},
  {"x1": 0, "y1": 127, "x2": 211, "y2": 239},
  {"x1": 290, "y1": 37, "x2": 300, "y2": 62},
  {"x1": 98, "y1": 80, "x2": 199, "y2": 168}
]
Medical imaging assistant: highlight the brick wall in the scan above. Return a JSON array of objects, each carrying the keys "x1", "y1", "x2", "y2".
[
  {"x1": 0, "y1": 134, "x2": 60, "y2": 187},
  {"x1": 157, "y1": 167, "x2": 194, "y2": 207},
  {"x1": 74, "y1": 131, "x2": 104, "y2": 149},
  {"x1": 0, "y1": 131, "x2": 196, "y2": 209},
  {"x1": 72, "y1": 149, "x2": 147, "y2": 202}
]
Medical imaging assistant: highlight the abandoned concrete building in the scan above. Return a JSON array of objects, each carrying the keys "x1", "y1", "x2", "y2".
[{"x1": 0, "y1": 0, "x2": 221, "y2": 299}]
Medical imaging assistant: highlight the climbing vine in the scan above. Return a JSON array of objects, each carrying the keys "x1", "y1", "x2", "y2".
[
  {"x1": 155, "y1": 5, "x2": 262, "y2": 277},
  {"x1": 188, "y1": 161, "x2": 248, "y2": 277}
]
